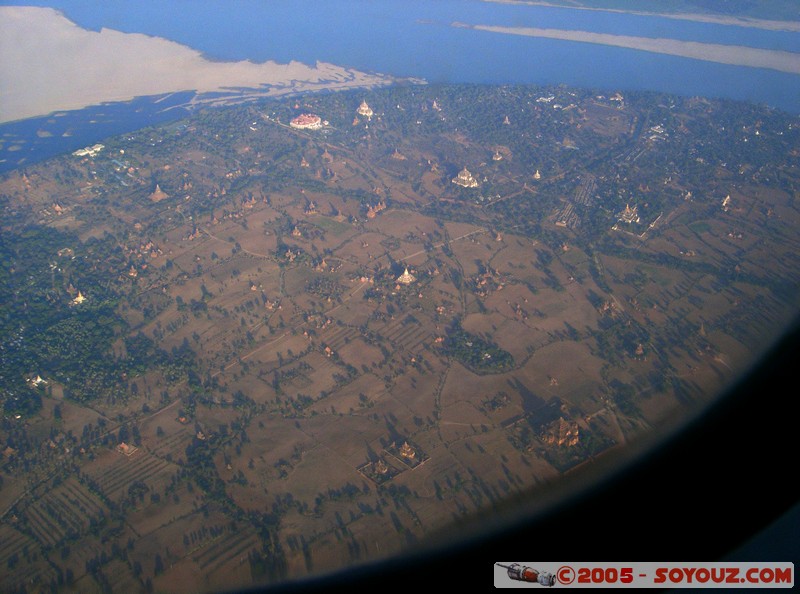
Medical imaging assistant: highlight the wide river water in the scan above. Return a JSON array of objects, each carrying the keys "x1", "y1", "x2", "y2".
[
  {"x1": 13, "y1": 0, "x2": 799, "y2": 111},
  {"x1": 1, "y1": 0, "x2": 799, "y2": 172}
]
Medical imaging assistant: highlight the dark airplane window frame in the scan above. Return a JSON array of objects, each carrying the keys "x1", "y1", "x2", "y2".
[
  {"x1": 2, "y1": 6, "x2": 798, "y2": 594},
  {"x1": 245, "y1": 315, "x2": 799, "y2": 593}
]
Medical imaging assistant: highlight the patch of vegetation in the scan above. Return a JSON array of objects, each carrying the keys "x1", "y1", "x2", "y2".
[
  {"x1": 0, "y1": 225, "x2": 198, "y2": 407},
  {"x1": 442, "y1": 319, "x2": 514, "y2": 374}
]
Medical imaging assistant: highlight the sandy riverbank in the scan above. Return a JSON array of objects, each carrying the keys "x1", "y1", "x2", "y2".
[
  {"x1": 483, "y1": 0, "x2": 800, "y2": 32},
  {"x1": 0, "y1": 6, "x2": 394, "y2": 124},
  {"x1": 457, "y1": 22, "x2": 800, "y2": 75}
]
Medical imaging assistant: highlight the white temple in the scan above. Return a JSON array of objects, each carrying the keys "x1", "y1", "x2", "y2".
[
  {"x1": 619, "y1": 203, "x2": 640, "y2": 224},
  {"x1": 356, "y1": 100, "x2": 373, "y2": 119},
  {"x1": 28, "y1": 375, "x2": 48, "y2": 387},
  {"x1": 452, "y1": 167, "x2": 479, "y2": 188},
  {"x1": 396, "y1": 267, "x2": 416, "y2": 285}
]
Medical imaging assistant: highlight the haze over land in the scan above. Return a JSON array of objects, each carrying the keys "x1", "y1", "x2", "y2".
[{"x1": 0, "y1": 6, "x2": 394, "y2": 124}]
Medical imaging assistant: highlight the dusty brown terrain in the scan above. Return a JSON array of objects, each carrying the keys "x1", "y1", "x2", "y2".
[{"x1": 1, "y1": 83, "x2": 798, "y2": 593}]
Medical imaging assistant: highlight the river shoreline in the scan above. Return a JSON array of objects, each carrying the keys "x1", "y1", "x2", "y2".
[{"x1": 0, "y1": 6, "x2": 395, "y2": 124}]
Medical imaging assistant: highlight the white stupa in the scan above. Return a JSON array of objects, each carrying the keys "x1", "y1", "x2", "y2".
[{"x1": 396, "y1": 267, "x2": 416, "y2": 285}]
